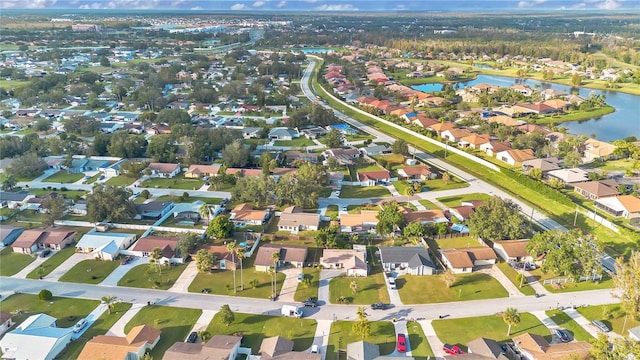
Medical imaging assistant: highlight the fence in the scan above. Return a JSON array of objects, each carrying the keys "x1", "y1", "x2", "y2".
[
  {"x1": 543, "y1": 273, "x2": 603, "y2": 285},
  {"x1": 579, "y1": 209, "x2": 619, "y2": 233},
  {"x1": 543, "y1": 278, "x2": 569, "y2": 285}
]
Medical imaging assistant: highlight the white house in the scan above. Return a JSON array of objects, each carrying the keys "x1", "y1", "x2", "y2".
[
  {"x1": 147, "y1": 163, "x2": 181, "y2": 178},
  {"x1": 496, "y1": 149, "x2": 536, "y2": 166},
  {"x1": 493, "y1": 239, "x2": 533, "y2": 263},
  {"x1": 277, "y1": 206, "x2": 321, "y2": 234},
  {"x1": 0, "y1": 313, "x2": 74, "y2": 360},
  {"x1": 0, "y1": 312, "x2": 13, "y2": 337},
  {"x1": 76, "y1": 231, "x2": 137, "y2": 260},
  {"x1": 320, "y1": 249, "x2": 368, "y2": 276}
]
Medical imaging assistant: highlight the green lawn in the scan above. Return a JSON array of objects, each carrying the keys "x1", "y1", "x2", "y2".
[
  {"x1": 372, "y1": 154, "x2": 405, "y2": 169},
  {"x1": 156, "y1": 195, "x2": 223, "y2": 204},
  {"x1": 294, "y1": 268, "x2": 320, "y2": 302},
  {"x1": 433, "y1": 236, "x2": 483, "y2": 250},
  {"x1": 529, "y1": 268, "x2": 614, "y2": 293},
  {"x1": 328, "y1": 320, "x2": 396, "y2": 360},
  {"x1": 407, "y1": 320, "x2": 434, "y2": 358},
  {"x1": 397, "y1": 273, "x2": 508, "y2": 304},
  {"x1": 273, "y1": 138, "x2": 315, "y2": 146},
  {"x1": 326, "y1": 205, "x2": 339, "y2": 219},
  {"x1": 436, "y1": 193, "x2": 492, "y2": 208},
  {"x1": 355, "y1": 164, "x2": 388, "y2": 172},
  {"x1": 533, "y1": 106, "x2": 615, "y2": 124},
  {"x1": 58, "y1": 259, "x2": 120, "y2": 284},
  {"x1": 423, "y1": 178, "x2": 469, "y2": 191},
  {"x1": 142, "y1": 175, "x2": 204, "y2": 190},
  {"x1": 206, "y1": 311, "x2": 317, "y2": 353},
  {"x1": 188, "y1": 268, "x2": 286, "y2": 298},
  {"x1": 26, "y1": 246, "x2": 76, "y2": 279},
  {"x1": 591, "y1": 158, "x2": 638, "y2": 172},
  {"x1": 418, "y1": 199, "x2": 439, "y2": 210},
  {"x1": 0, "y1": 247, "x2": 35, "y2": 276},
  {"x1": 0, "y1": 293, "x2": 99, "y2": 328},
  {"x1": 339, "y1": 185, "x2": 391, "y2": 199},
  {"x1": 42, "y1": 171, "x2": 84, "y2": 183},
  {"x1": 105, "y1": 175, "x2": 136, "y2": 186},
  {"x1": 577, "y1": 304, "x2": 640, "y2": 336},
  {"x1": 495, "y1": 262, "x2": 537, "y2": 296},
  {"x1": 432, "y1": 313, "x2": 551, "y2": 350},
  {"x1": 328, "y1": 268, "x2": 390, "y2": 304},
  {"x1": 28, "y1": 189, "x2": 87, "y2": 199},
  {"x1": 392, "y1": 181, "x2": 413, "y2": 195},
  {"x1": 545, "y1": 310, "x2": 593, "y2": 342},
  {"x1": 124, "y1": 305, "x2": 202, "y2": 359},
  {"x1": 62, "y1": 302, "x2": 133, "y2": 359},
  {"x1": 118, "y1": 263, "x2": 188, "y2": 290}
]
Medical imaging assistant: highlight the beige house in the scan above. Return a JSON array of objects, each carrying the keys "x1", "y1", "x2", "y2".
[
  {"x1": 320, "y1": 249, "x2": 368, "y2": 276},
  {"x1": 77, "y1": 325, "x2": 161, "y2": 360},
  {"x1": 164, "y1": 334, "x2": 242, "y2": 360},
  {"x1": 254, "y1": 244, "x2": 308, "y2": 271},
  {"x1": 493, "y1": 240, "x2": 533, "y2": 263},
  {"x1": 277, "y1": 206, "x2": 321, "y2": 234},
  {"x1": 11, "y1": 228, "x2": 76, "y2": 254},
  {"x1": 573, "y1": 179, "x2": 619, "y2": 200},
  {"x1": 184, "y1": 164, "x2": 220, "y2": 179},
  {"x1": 512, "y1": 333, "x2": 591, "y2": 360},
  {"x1": 147, "y1": 162, "x2": 181, "y2": 178},
  {"x1": 594, "y1": 195, "x2": 640, "y2": 219},
  {"x1": 230, "y1": 203, "x2": 269, "y2": 226},
  {"x1": 583, "y1": 139, "x2": 617, "y2": 161},
  {"x1": 340, "y1": 210, "x2": 379, "y2": 233},
  {"x1": 440, "y1": 249, "x2": 474, "y2": 274},
  {"x1": 496, "y1": 149, "x2": 536, "y2": 166}
]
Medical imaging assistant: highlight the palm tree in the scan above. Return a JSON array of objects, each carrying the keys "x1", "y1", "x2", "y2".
[
  {"x1": 1, "y1": 174, "x2": 16, "y2": 191},
  {"x1": 198, "y1": 203, "x2": 213, "y2": 223},
  {"x1": 102, "y1": 295, "x2": 117, "y2": 314},
  {"x1": 227, "y1": 241, "x2": 237, "y2": 293},
  {"x1": 236, "y1": 247, "x2": 245, "y2": 291},
  {"x1": 271, "y1": 251, "x2": 280, "y2": 298},
  {"x1": 150, "y1": 247, "x2": 163, "y2": 275},
  {"x1": 350, "y1": 280, "x2": 359, "y2": 295},
  {"x1": 503, "y1": 307, "x2": 521, "y2": 335}
]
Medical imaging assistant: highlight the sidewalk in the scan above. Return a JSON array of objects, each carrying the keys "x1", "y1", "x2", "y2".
[
  {"x1": 105, "y1": 302, "x2": 146, "y2": 336},
  {"x1": 410, "y1": 200, "x2": 426, "y2": 211},
  {"x1": 168, "y1": 262, "x2": 199, "y2": 293},
  {"x1": 417, "y1": 320, "x2": 445, "y2": 358},
  {"x1": 12, "y1": 253, "x2": 50, "y2": 279},
  {"x1": 312, "y1": 319, "x2": 332, "y2": 360},
  {"x1": 187, "y1": 309, "x2": 217, "y2": 337}
]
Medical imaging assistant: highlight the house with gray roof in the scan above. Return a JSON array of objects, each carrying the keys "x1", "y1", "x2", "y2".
[
  {"x1": 269, "y1": 127, "x2": 298, "y2": 141},
  {"x1": 347, "y1": 341, "x2": 380, "y2": 360},
  {"x1": 0, "y1": 225, "x2": 23, "y2": 246},
  {"x1": 67, "y1": 158, "x2": 89, "y2": 174},
  {"x1": 362, "y1": 145, "x2": 392, "y2": 156},
  {"x1": 135, "y1": 201, "x2": 174, "y2": 220},
  {"x1": 378, "y1": 246, "x2": 435, "y2": 275},
  {"x1": 466, "y1": 337, "x2": 509, "y2": 359},
  {"x1": 0, "y1": 190, "x2": 34, "y2": 210}
]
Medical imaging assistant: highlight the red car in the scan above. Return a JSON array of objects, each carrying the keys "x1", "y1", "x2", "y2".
[
  {"x1": 442, "y1": 344, "x2": 464, "y2": 355},
  {"x1": 397, "y1": 334, "x2": 407, "y2": 353}
]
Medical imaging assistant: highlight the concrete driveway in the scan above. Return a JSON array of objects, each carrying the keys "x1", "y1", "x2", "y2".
[
  {"x1": 168, "y1": 261, "x2": 199, "y2": 293},
  {"x1": 45, "y1": 253, "x2": 93, "y2": 281},
  {"x1": 277, "y1": 268, "x2": 302, "y2": 302},
  {"x1": 12, "y1": 252, "x2": 51, "y2": 279},
  {"x1": 318, "y1": 270, "x2": 344, "y2": 304},
  {"x1": 100, "y1": 257, "x2": 148, "y2": 286}
]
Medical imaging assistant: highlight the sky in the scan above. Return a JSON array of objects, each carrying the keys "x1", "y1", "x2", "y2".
[{"x1": 1, "y1": 0, "x2": 638, "y2": 11}]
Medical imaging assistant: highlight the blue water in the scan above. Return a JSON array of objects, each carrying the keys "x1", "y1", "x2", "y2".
[
  {"x1": 301, "y1": 48, "x2": 333, "y2": 54},
  {"x1": 412, "y1": 75, "x2": 640, "y2": 141},
  {"x1": 238, "y1": 241, "x2": 247, "y2": 247}
]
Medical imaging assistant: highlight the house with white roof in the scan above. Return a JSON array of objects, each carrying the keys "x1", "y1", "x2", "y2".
[
  {"x1": 76, "y1": 231, "x2": 137, "y2": 260},
  {"x1": 0, "y1": 313, "x2": 74, "y2": 360}
]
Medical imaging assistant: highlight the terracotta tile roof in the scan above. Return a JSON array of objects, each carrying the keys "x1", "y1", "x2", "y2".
[
  {"x1": 504, "y1": 149, "x2": 536, "y2": 163},
  {"x1": 148, "y1": 162, "x2": 180, "y2": 173},
  {"x1": 429, "y1": 122, "x2": 455, "y2": 132},
  {"x1": 185, "y1": 164, "x2": 220, "y2": 176},
  {"x1": 320, "y1": 249, "x2": 367, "y2": 270},
  {"x1": 412, "y1": 116, "x2": 439, "y2": 128},
  {"x1": 402, "y1": 208, "x2": 446, "y2": 223},
  {"x1": 460, "y1": 133, "x2": 490, "y2": 145},
  {"x1": 398, "y1": 164, "x2": 432, "y2": 177},
  {"x1": 231, "y1": 203, "x2": 268, "y2": 221},
  {"x1": 487, "y1": 115, "x2": 521, "y2": 127},
  {"x1": 77, "y1": 325, "x2": 160, "y2": 360},
  {"x1": 12, "y1": 229, "x2": 47, "y2": 248}
]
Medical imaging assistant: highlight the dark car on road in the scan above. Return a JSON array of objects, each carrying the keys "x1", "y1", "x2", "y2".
[
  {"x1": 370, "y1": 303, "x2": 390, "y2": 310},
  {"x1": 302, "y1": 297, "x2": 318, "y2": 307},
  {"x1": 555, "y1": 329, "x2": 570, "y2": 343},
  {"x1": 442, "y1": 344, "x2": 464, "y2": 355},
  {"x1": 40, "y1": 249, "x2": 51, "y2": 258},
  {"x1": 187, "y1": 331, "x2": 198, "y2": 343}
]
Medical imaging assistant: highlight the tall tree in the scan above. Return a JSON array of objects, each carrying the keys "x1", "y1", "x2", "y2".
[
  {"x1": 376, "y1": 201, "x2": 406, "y2": 237},
  {"x1": 176, "y1": 233, "x2": 198, "y2": 260},
  {"x1": 222, "y1": 140, "x2": 251, "y2": 167},
  {"x1": 1, "y1": 174, "x2": 17, "y2": 191},
  {"x1": 503, "y1": 307, "x2": 521, "y2": 335},
  {"x1": 41, "y1": 195, "x2": 67, "y2": 227},
  {"x1": 324, "y1": 128, "x2": 344, "y2": 148},
  {"x1": 227, "y1": 241, "x2": 238, "y2": 294},
  {"x1": 219, "y1": 304, "x2": 235, "y2": 326},
  {"x1": 150, "y1": 247, "x2": 163, "y2": 275},
  {"x1": 236, "y1": 247, "x2": 246, "y2": 291},
  {"x1": 612, "y1": 251, "x2": 640, "y2": 321},
  {"x1": 467, "y1": 197, "x2": 526, "y2": 240},
  {"x1": 352, "y1": 306, "x2": 371, "y2": 340},
  {"x1": 441, "y1": 269, "x2": 455, "y2": 288},
  {"x1": 206, "y1": 215, "x2": 234, "y2": 239},
  {"x1": 101, "y1": 295, "x2": 117, "y2": 314},
  {"x1": 392, "y1": 139, "x2": 410, "y2": 156},
  {"x1": 195, "y1": 249, "x2": 214, "y2": 272},
  {"x1": 86, "y1": 184, "x2": 135, "y2": 223},
  {"x1": 272, "y1": 251, "x2": 280, "y2": 298}
]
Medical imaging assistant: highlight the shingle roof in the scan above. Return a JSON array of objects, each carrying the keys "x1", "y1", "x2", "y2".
[
  {"x1": 260, "y1": 336, "x2": 294, "y2": 358},
  {"x1": 440, "y1": 249, "x2": 474, "y2": 268}
]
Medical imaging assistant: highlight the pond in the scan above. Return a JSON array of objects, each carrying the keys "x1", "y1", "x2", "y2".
[{"x1": 412, "y1": 75, "x2": 640, "y2": 141}]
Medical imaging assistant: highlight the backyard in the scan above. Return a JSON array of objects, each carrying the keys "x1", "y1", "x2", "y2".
[
  {"x1": 422, "y1": 177, "x2": 469, "y2": 191},
  {"x1": 206, "y1": 311, "x2": 317, "y2": 353},
  {"x1": 397, "y1": 273, "x2": 508, "y2": 304},
  {"x1": 339, "y1": 185, "x2": 391, "y2": 199},
  {"x1": 328, "y1": 268, "x2": 390, "y2": 305},
  {"x1": 58, "y1": 259, "x2": 120, "y2": 284},
  {"x1": 327, "y1": 320, "x2": 396, "y2": 360},
  {"x1": 273, "y1": 138, "x2": 315, "y2": 147},
  {"x1": 156, "y1": 195, "x2": 223, "y2": 204},
  {"x1": 0, "y1": 247, "x2": 35, "y2": 276},
  {"x1": 26, "y1": 246, "x2": 76, "y2": 279},
  {"x1": 124, "y1": 305, "x2": 202, "y2": 359},
  {"x1": 118, "y1": 263, "x2": 188, "y2": 290}
]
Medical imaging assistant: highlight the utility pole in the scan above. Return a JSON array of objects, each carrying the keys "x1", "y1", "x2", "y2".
[{"x1": 573, "y1": 206, "x2": 579, "y2": 226}]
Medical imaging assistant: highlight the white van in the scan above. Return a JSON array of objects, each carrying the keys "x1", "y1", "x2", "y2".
[
  {"x1": 311, "y1": 345, "x2": 319, "y2": 354},
  {"x1": 388, "y1": 278, "x2": 396, "y2": 289},
  {"x1": 281, "y1": 305, "x2": 303, "y2": 318}
]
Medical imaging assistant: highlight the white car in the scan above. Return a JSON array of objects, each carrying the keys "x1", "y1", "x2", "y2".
[
  {"x1": 73, "y1": 318, "x2": 87, "y2": 333},
  {"x1": 311, "y1": 345, "x2": 319, "y2": 354}
]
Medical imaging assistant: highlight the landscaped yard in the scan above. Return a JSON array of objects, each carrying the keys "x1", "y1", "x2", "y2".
[
  {"x1": 328, "y1": 320, "x2": 396, "y2": 360},
  {"x1": 432, "y1": 236, "x2": 484, "y2": 250},
  {"x1": 545, "y1": 309, "x2": 593, "y2": 341},
  {"x1": 392, "y1": 180, "x2": 414, "y2": 195},
  {"x1": 294, "y1": 268, "x2": 320, "y2": 302},
  {"x1": 577, "y1": 304, "x2": 640, "y2": 335},
  {"x1": 372, "y1": 154, "x2": 405, "y2": 170},
  {"x1": 328, "y1": 267, "x2": 390, "y2": 305},
  {"x1": 528, "y1": 268, "x2": 614, "y2": 293},
  {"x1": 58, "y1": 259, "x2": 120, "y2": 284},
  {"x1": 156, "y1": 195, "x2": 223, "y2": 204},
  {"x1": 42, "y1": 171, "x2": 84, "y2": 183},
  {"x1": 397, "y1": 273, "x2": 508, "y2": 304},
  {"x1": 495, "y1": 262, "x2": 537, "y2": 296},
  {"x1": 26, "y1": 246, "x2": 76, "y2": 279},
  {"x1": 118, "y1": 263, "x2": 188, "y2": 290},
  {"x1": 436, "y1": 193, "x2": 492, "y2": 208},
  {"x1": 422, "y1": 177, "x2": 469, "y2": 191},
  {"x1": 339, "y1": 185, "x2": 391, "y2": 199},
  {"x1": 206, "y1": 311, "x2": 317, "y2": 353},
  {"x1": 432, "y1": 313, "x2": 551, "y2": 350},
  {"x1": 418, "y1": 199, "x2": 439, "y2": 210},
  {"x1": 0, "y1": 247, "x2": 35, "y2": 276},
  {"x1": 105, "y1": 175, "x2": 136, "y2": 186},
  {"x1": 62, "y1": 302, "x2": 132, "y2": 359},
  {"x1": 142, "y1": 175, "x2": 205, "y2": 190},
  {"x1": 407, "y1": 320, "x2": 434, "y2": 358},
  {"x1": 124, "y1": 305, "x2": 202, "y2": 359},
  {"x1": 273, "y1": 137, "x2": 316, "y2": 146},
  {"x1": 0, "y1": 293, "x2": 100, "y2": 328}
]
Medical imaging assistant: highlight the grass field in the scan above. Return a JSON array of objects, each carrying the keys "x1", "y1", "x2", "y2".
[
  {"x1": 432, "y1": 313, "x2": 551, "y2": 350},
  {"x1": 0, "y1": 293, "x2": 99, "y2": 328},
  {"x1": 26, "y1": 246, "x2": 76, "y2": 279},
  {"x1": 534, "y1": 106, "x2": 615, "y2": 124},
  {"x1": 423, "y1": 178, "x2": 469, "y2": 191},
  {"x1": 545, "y1": 309, "x2": 593, "y2": 341},
  {"x1": 274, "y1": 138, "x2": 315, "y2": 146},
  {"x1": 0, "y1": 247, "x2": 35, "y2": 276},
  {"x1": 124, "y1": 305, "x2": 202, "y2": 358},
  {"x1": 433, "y1": 236, "x2": 484, "y2": 250},
  {"x1": 105, "y1": 175, "x2": 136, "y2": 186},
  {"x1": 495, "y1": 262, "x2": 537, "y2": 296},
  {"x1": 339, "y1": 185, "x2": 391, "y2": 199},
  {"x1": 28, "y1": 189, "x2": 87, "y2": 199},
  {"x1": 142, "y1": 175, "x2": 204, "y2": 190},
  {"x1": 407, "y1": 320, "x2": 434, "y2": 358},
  {"x1": 294, "y1": 268, "x2": 320, "y2": 302},
  {"x1": 188, "y1": 266, "x2": 286, "y2": 298},
  {"x1": 118, "y1": 263, "x2": 188, "y2": 290},
  {"x1": 528, "y1": 268, "x2": 614, "y2": 293},
  {"x1": 436, "y1": 193, "x2": 492, "y2": 208},
  {"x1": 156, "y1": 195, "x2": 223, "y2": 204},
  {"x1": 328, "y1": 320, "x2": 396, "y2": 360},
  {"x1": 206, "y1": 311, "x2": 317, "y2": 353},
  {"x1": 58, "y1": 259, "x2": 120, "y2": 284},
  {"x1": 577, "y1": 304, "x2": 640, "y2": 335},
  {"x1": 328, "y1": 268, "x2": 390, "y2": 305},
  {"x1": 397, "y1": 273, "x2": 508, "y2": 304},
  {"x1": 42, "y1": 171, "x2": 84, "y2": 183}
]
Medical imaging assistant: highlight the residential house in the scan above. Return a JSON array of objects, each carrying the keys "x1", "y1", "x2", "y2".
[
  {"x1": 466, "y1": 247, "x2": 499, "y2": 266},
  {"x1": 0, "y1": 312, "x2": 13, "y2": 337},
  {"x1": 323, "y1": 148, "x2": 361, "y2": 165},
  {"x1": 196, "y1": 244, "x2": 239, "y2": 270},
  {"x1": 541, "y1": 88, "x2": 568, "y2": 100},
  {"x1": 0, "y1": 313, "x2": 74, "y2": 360},
  {"x1": 229, "y1": 203, "x2": 269, "y2": 226},
  {"x1": 129, "y1": 235, "x2": 182, "y2": 264},
  {"x1": 225, "y1": 168, "x2": 263, "y2": 178},
  {"x1": 480, "y1": 141, "x2": 512, "y2": 158},
  {"x1": 66, "y1": 158, "x2": 89, "y2": 174},
  {"x1": 458, "y1": 134, "x2": 490, "y2": 149},
  {"x1": 0, "y1": 225, "x2": 23, "y2": 246},
  {"x1": 402, "y1": 208, "x2": 449, "y2": 224},
  {"x1": 278, "y1": 206, "x2": 321, "y2": 234},
  {"x1": 300, "y1": 126, "x2": 328, "y2": 139},
  {"x1": 511, "y1": 333, "x2": 590, "y2": 360},
  {"x1": 184, "y1": 164, "x2": 220, "y2": 179},
  {"x1": 521, "y1": 157, "x2": 562, "y2": 176},
  {"x1": 76, "y1": 231, "x2": 137, "y2": 260},
  {"x1": 448, "y1": 206, "x2": 476, "y2": 222},
  {"x1": 378, "y1": 246, "x2": 435, "y2": 275},
  {"x1": 361, "y1": 145, "x2": 392, "y2": 156},
  {"x1": 69, "y1": 200, "x2": 88, "y2": 216},
  {"x1": 546, "y1": 168, "x2": 589, "y2": 185},
  {"x1": 147, "y1": 163, "x2": 181, "y2": 178},
  {"x1": 286, "y1": 151, "x2": 319, "y2": 165},
  {"x1": 441, "y1": 128, "x2": 473, "y2": 143},
  {"x1": 254, "y1": 244, "x2": 307, "y2": 271},
  {"x1": 269, "y1": 127, "x2": 298, "y2": 141},
  {"x1": 11, "y1": 228, "x2": 76, "y2": 254},
  {"x1": 594, "y1": 195, "x2": 640, "y2": 219},
  {"x1": 440, "y1": 249, "x2": 474, "y2": 273},
  {"x1": 135, "y1": 201, "x2": 174, "y2": 220},
  {"x1": 411, "y1": 116, "x2": 439, "y2": 129},
  {"x1": 486, "y1": 115, "x2": 523, "y2": 127},
  {"x1": 172, "y1": 200, "x2": 217, "y2": 223},
  {"x1": 629, "y1": 326, "x2": 640, "y2": 342},
  {"x1": 510, "y1": 85, "x2": 533, "y2": 97},
  {"x1": 573, "y1": 179, "x2": 619, "y2": 200},
  {"x1": 543, "y1": 99, "x2": 569, "y2": 111},
  {"x1": 101, "y1": 159, "x2": 124, "y2": 177},
  {"x1": 466, "y1": 337, "x2": 509, "y2": 360},
  {"x1": 242, "y1": 127, "x2": 263, "y2": 139},
  {"x1": 259, "y1": 336, "x2": 294, "y2": 360},
  {"x1": 515, "y1": 103, "x2": 557, "y2": 115},
  {"x1": 346, "y1": 341, "x2": 380, "y2": 360},
  {"x1": 496, "y1": 149, "x2": 536, "y2": 166},
  {"x1": 493, "y1": 240, "x2": 533, "y2": 263},
  {"x1": 320, "y1": 248, "x2": 368, "y2": 276},
  {"x1": 164, "y1": 334, "x2": 242, "y2": 360},
  {"x1": 397, "y1": 164, "x2": 435, "y2": 181},
  {"x1": 77, "y1": 325, "x2": 161, "y2": 360},
  {"x1": 358, "y1": 170, "x2": 392, "y2": 187},
  {"x1": 0, "y1": 190, "x2": 34, "y2": 210},
  {"x1": 340, "y1": 210, "x2": 379, "y2": 233},
  {"x1": 583, "y1": 139, "x2": 617, "y2": 161}
]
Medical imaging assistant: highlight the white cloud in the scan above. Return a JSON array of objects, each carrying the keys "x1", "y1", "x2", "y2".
[
  {"x1": 394, "y1": 4, "x2": 407, "y2": 10},
  {"x1": 253, "y1": 0, "x2": 266, "y2": 7},
  {"x1": 191, "y1": 5, "x2": 203, "y2": 10},
  {"x1": 303, "y1": 0, "x2": 318, "y2": 3},
  {"x1": 276, "y1": 0, "x2": 286, "y2": 8},
  {"x1": 315, "y1": 4, "x2": 358, "y2": 11},
  {"x1": 93, "y1": 0, "x2": 161, "y2": 9},
  {"x1": 171, "y1": 0, "x2": 186, "y2": 7},
  {"x1": 597, "y1": 0, "x2": 621, "y2": 9},
  {"x1": 518, "y1": 0, "x2": 548, "y2": 8},
  {"x1": 230, "y1": 3, "x2": 248, "y2": 9},
  {"x1": 0, "y1": 0, "x2": 57, "y2": 8}
]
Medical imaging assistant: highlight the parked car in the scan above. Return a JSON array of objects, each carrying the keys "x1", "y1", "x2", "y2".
[
  {"x1": 40, "y1": 249, "x2": 51, "y2": 258},
  {"x1": 311, "y1": 345, "x2": 319, "y2": 354},
  {"x1": 297, "y1": 273, "x2": 305, "y2": 282},
  {"x1": 397, "y1": 334, "x2": 407, "y2": 353},
  {"x1": 187, "y1": 331, "x2": 198, "y2": 343},
  {"x1": 370, "y1": 303, "x2": 390, "y2": 310},
  {"x1": 120, "y1": 256, "x2": 132, "y2": 265},
  {"x1": 555, "y1": 329, "x2": 570, "y2": 343},
  {"x1": 592, "y1": 319, "x2": 610, "y2": 332},
  {"x1": 442, "y1": 344, "x2": 464, "y2": 355},
  {"x1": 201, "y1": 288, "x2": 211, "y2": 294},
  {"x1": 73, "y1": 318, "x2": 87, "y2": 333},
  {"x1": 302, "y1": 297, "x2": 318, "y2": 307}
]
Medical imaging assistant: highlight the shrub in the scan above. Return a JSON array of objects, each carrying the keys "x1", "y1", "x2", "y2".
[{"x1": 39, "y1": 289, "x2": 53, "y2": 301}]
